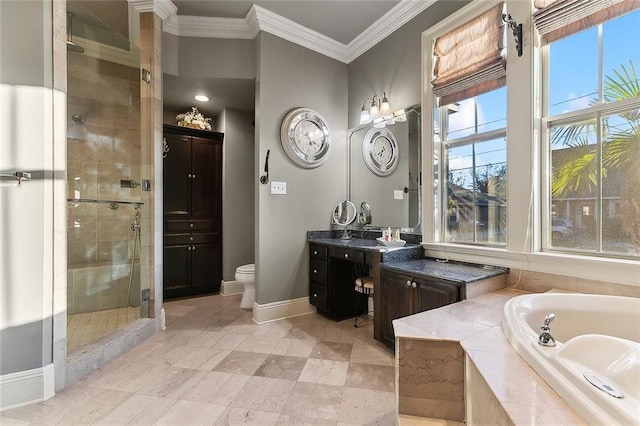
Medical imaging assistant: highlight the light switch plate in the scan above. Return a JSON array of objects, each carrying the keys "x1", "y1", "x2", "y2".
[
  {"x1": 271, "y1": 181, "x2": 287, "y2": 195},
  {"x1": 394, "y1": 190, "x2": 404, "y2": 200}
]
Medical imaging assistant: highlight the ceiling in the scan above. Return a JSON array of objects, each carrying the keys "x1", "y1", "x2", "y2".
[
  {"x1": 163, "y1": 0, "x2": 403, "y2": 120},
  {"x1": 171, "y1": 1, "x2": 400, "y2": 45}
]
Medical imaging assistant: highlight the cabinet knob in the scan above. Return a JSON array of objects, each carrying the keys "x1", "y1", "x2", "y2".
[
  {"x1": 190, "y1": 223, "x2": 194, "y2": 228},
  {"x1": 406, "y1": 280, "x2": 412, "y2": 287},
  {"x1": 412, "y1": 282, "x2": 417, "y2": 288},
  {"x1": 188, "y1": 246, "x2": 192, "y2": 251},
  {"x1": 313, "y1": 293, "x2": 318, "y2": 298},
  {"x1": 190, "y1": 236, "x2": 194, "y2": 241},
  {"x1": 192, "y1": 174, "x2": 196, "y2": 179},
  {"x1": 188, "y1": 174, "x2": 192, "y2": 178},
  {"x1": 313, "y1": 250, "x2": 318, "y2": 255},
  {"x1": 313, "y1": 269, "x2": 317, "y2": 274},
  {"x1": 344, "y1": 253, "x2": 349, "y2": 258}
]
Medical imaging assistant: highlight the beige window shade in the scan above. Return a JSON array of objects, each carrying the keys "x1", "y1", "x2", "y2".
[
  {"x1": 432, "y1": 3, "x2": 505, "y2": 106},
  {"x1": 534, "y1": 0, "x2": 640, "y2": 43}
]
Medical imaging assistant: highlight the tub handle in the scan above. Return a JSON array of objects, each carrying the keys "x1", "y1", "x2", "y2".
[
  {"x1": 538, "y1": 313, "x2": 556, "y2": 347},
  {"x1": 542, "y1": 313, "x2": 555, "y2": 327}
]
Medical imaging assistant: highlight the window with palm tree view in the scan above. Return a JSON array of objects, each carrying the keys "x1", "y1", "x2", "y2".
[{"x1": 544, "y1": 9, "x2": 640, "y2": 257}]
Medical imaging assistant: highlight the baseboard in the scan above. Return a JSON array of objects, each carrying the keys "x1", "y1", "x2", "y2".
[
  {"x1": 0, "y1": 364, "x2": 55, "y2": 412},
  {"x1": 253, "y1": 296, "x2": 315, "y2": 324},
  {"x1": 221, "y1": 280, "x2": 244, "y2": 296}
]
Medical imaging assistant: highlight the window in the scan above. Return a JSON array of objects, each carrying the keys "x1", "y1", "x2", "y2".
[
  {"x1": 542, "y1": 8, "x2": 640, "y2": 257},
  {"x1": 438, "y1": 88, "x2": 507, "y2": 246}
]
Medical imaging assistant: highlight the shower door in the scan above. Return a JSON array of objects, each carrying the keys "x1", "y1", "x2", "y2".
[{"x1": 65, "y1": 2, "x2": 151, "y2": 353}]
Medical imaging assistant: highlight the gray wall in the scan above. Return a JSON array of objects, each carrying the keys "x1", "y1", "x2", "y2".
[
  {"x1": 163, "y1": 34, "x2": 255, "y2": 79},
  {"x1": 162, "y1": 34, "x2": 257, "y2": 285},
  {"x1": 347, "y1": 0, "x2": 471, "y2": 128},
  {"x1": 221, "y1": 109, "x2": 255, "y2": 280},
  {"x1": 0, "y1": 0, "x2": 53, "y2": 375},
  {"x1": 255, "y1": 33, "x2": 348, "y2": 304}
]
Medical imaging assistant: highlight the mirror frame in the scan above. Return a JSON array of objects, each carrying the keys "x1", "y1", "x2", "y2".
[{"x1": 332, "y1": 200, "x2": 357, "y2": 226}]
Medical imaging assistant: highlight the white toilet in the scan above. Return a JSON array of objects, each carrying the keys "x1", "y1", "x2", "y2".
[{"x1": 235, "y1": 263, "x2": 255, "y2": 309}]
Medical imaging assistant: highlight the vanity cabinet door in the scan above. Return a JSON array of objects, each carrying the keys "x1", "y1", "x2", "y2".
[
  {"x1": 380, "y1": 272, "x2": 415, "y2": 348},
  {"x1": 380, "y1": 271, "x2": 461, "y2": 348},
  {"x1": 163, "y1": 133, "x2": 191, "y2": 216},
  {"x1": 415, "y1": 278, "x2": 459, "y2": 313},
  {"x1": 191, "y1": 242, "x2": 221, "y2": 293},
  {"x1": 191, "y1": 137, "x2": 222, "y2": 220},
  {"x1": 163, "y1": 245, "x2": 191, "y2": 298}
]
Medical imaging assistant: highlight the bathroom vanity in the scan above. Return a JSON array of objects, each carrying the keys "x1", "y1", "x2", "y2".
[
  {"x1": 307, "y1": 231, "x2": 508, "y2": 347},
  {"x1": 379, "y1": 259, "x2": 508, "y2": 348},
  {"x1": 308, "y1": 231, "x2": 423, "y2": 323}
]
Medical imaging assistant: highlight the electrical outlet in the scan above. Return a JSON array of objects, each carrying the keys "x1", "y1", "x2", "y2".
[
  {"x1": 271, "y1": 181, "x2": 287, "y2": 195},
  {"x1": 394, "y1": 190, "x2": 404, "y2": 200}
]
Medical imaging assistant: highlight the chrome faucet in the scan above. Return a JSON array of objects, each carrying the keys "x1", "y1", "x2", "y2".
[{"x1": 538, "y1": 313, "x2": 556, "y2": 347}]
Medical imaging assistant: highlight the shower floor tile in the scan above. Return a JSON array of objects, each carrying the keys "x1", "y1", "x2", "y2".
[{"x1": 67, "y1": 307, "x2": 140, "y2": 352}]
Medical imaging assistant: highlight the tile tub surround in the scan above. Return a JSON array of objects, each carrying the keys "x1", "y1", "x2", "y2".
[
  {"x1": 3, "y1": 294, "x2": 398, "y2": 425},
  {"x1": 393, "y1": 289, "x2": 586, "y2": 424}
]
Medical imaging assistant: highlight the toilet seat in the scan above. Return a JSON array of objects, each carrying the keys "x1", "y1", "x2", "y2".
[{"x1": 236, "y1": 264, "x2": 255, "y2": 274}]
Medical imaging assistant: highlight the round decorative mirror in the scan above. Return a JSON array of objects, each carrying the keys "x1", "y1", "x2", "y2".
[{"x1": 332, "y1": 200, "x2": 357, "y2": 226}]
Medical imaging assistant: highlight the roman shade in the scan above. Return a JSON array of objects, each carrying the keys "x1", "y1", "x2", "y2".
[
  {"x1": 534, "y1": 0, "x2": 640, "y2": 43},
  {"x1": 432, "y1": 3, "x2": 506, "y2": 106}
]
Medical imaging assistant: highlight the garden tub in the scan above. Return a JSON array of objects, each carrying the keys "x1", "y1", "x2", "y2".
[{"x1": 502, "y1": 292, "x2": 640, "y2": 425}]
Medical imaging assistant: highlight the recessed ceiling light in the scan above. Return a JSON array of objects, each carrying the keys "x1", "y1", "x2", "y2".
[{"x1": 194, "y1": 94, "x2": 209, "y2": 102}]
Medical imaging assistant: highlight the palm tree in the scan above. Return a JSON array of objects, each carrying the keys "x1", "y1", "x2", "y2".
[{"x1": 551, "y1": 60, "x2": 640, "y2": 251}]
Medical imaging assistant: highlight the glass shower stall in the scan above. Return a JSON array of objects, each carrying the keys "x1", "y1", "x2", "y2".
[{"x1": 65, "y1": 1, "x2": 152, "y2": 353}]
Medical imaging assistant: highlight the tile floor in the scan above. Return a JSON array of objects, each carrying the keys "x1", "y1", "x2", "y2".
[
  {"x1": 3, "y1": 294, "x2": 397, "y2": 425},
  {"x1": 67, "y1": 307, "x2": 141, "y2": 352}
]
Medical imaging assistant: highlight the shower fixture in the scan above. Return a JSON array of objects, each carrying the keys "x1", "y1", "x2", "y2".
[
  {"x1": 66, "y1": 12, "x2": 85, "y2": 54},
  {"x1": 71, "y1": 114, "x2": 84, "y2": 124}
]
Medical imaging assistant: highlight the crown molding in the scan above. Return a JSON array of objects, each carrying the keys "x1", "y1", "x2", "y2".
[
  {"x1": 162, "y1": 0, "x2": 434, "y2": 63},
  {"x1": 128, "y1": 0, "x2": 177, "y2": 21},
  {"x1": 249, "y1": 5, "x2": 348, "y2": 63},
  {"x1": 346, "y1": 0, "x2": 439, "y2": 63},
  {"x1": 163, "y1": 15, "x2": 254, "y2": 39}
]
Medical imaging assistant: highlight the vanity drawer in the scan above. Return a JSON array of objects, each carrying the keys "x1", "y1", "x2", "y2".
[
  {"x1": 166, "y1": 219, "x2": 215, "y2": 232},
  {"x1": 309, "y1": 282, "x2": 328, "y2": 310},
  {"x1": 310, "y1": 259, "x2": 327, "y2": 284},
  {"x1": 310, "y1": 245, "x2": 327, "y2": 260},
  {"x1": 328, "y1": 247, "x2": 365, "y2": 264},
  {"x1": 164, "y1": 233, "x2": 218, "y2": 245}
]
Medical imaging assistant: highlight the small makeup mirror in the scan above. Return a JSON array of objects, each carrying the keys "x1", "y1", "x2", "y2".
[{"x1": 332, "y1": 200, "x2": 357, "y2": 226}]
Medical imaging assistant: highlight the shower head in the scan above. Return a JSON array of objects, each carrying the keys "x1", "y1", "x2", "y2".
[
  {"x1": 66, "y1": 12, "x2": 85, "y2": 54},
  {"x1": 71, "y1": 114, "x2": 85, "y2": 125}
]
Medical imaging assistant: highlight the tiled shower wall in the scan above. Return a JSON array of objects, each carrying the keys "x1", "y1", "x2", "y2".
[{"x1": 66, "y1": 54, "x2": 141, "y2": 314}]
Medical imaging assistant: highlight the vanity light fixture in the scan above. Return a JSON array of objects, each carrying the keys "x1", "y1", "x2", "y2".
[
  {"x1": 360, "y1": 92, "x2": 407, "y2": 128},
  {"x1": 194, "y1": 94, "x2": 210, "y2": 102}
]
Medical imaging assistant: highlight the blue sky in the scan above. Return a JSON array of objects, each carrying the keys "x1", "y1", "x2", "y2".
[{"x1": 549, "y1": 9, "x2": 640, "y2": 115}]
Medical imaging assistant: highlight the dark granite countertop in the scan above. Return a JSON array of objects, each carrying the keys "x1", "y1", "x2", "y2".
[
  {"x1": 309, "y1": 237, "x2": 419, "y2": 251},
  {"x1": 380, "y1": 258, "x2": 508, "y2": 284},
  {"x1": 307, "y1": 231, "x2": 424, "y2": 262}
]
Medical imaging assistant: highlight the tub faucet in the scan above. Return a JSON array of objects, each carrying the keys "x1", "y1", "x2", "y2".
[{"x1": 538, "y1": 313, "x2": 556, "y2": 347}]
